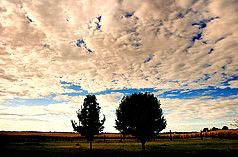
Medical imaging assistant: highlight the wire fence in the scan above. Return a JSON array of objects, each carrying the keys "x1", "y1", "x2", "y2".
[{"x1": 1, "y1": 129, "x2": 238, "y2": 145}]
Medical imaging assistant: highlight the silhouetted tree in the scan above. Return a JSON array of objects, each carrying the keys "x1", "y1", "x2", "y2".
[
  {"x1": 222, "y1": 126, "x2": 229, "y2": 130},
  {"x1": 115, "y1": 92, "x2": 166, "y2": 151},
  {"x1": 202, "y1": 128, "x2": 209, "y2": 132},
  {"x1": 211, "y1": 127, "x2": 219, "y2": 131},
  {"x1": 71, "y1": 95, "x2": 105, "y2": 150}
]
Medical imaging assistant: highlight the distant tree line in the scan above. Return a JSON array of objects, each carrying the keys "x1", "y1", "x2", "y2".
[{"x1": 202, "y1": 126, "x2": 229, "y2": 132}]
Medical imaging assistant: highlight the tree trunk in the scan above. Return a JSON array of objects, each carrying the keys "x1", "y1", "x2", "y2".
[
  {"x1": 141, "y1": 141, "x2": 146, "y2": 151},
  {"x1": 89, "y1": 141, "x2": 92, "y2": 150},
  {"x1": 170, "y1": 130, "x2": 172, "y2": 141},
  {"x1": 200, "y1": 131, "x2": 203, "y2": 140}
]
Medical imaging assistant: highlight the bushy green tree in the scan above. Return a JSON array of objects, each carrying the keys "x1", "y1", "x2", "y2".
[
  {"x1": 115, "y1": 92, "x2": 166, "y2": 151},
  {"x1": 71, "y1": 95, "x2": 105, "y2": 150}
]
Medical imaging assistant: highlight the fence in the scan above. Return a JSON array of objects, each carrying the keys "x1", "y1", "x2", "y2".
[{"x1": 1, "y1": 129, "x2": 238, "y2": 145}]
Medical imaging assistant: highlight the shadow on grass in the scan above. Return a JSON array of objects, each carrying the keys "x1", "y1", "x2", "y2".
[{"x1": 1, "y1": 145, "x2": 238, "y2": 157}]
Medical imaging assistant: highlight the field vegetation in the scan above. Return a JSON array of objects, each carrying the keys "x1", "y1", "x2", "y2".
[
  {"x1": 160, "y1": 129, "x2": 238, "y2": 139},
  {"x1": 1, "y1": 130, "x2": 238, "y2": 157}
]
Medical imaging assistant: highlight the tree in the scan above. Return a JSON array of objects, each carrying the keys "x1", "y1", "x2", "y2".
[
  {"x1": 115, "y1": 92, "x2": 166, "y2": 151},
  {"x1": 222, "y1": 126, "x2": 229, "y2": 130},
  {"x1": 71, "y1": 95, "x2": 105, "y2": 150},
  {"x1": 211, "y1": 127, "x2": 219, "y2": 131},
  {"x1": 202, "y1": 128, "x2": 209, "y2": 132}
]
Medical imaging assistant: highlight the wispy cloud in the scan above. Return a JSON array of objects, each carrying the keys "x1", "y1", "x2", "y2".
[
  {"x1": 0, "y1": 0, "x2": 237, "y2": 132},
  {"x1": 161, "y1": 96, "x2": 238, "y2": 131}
]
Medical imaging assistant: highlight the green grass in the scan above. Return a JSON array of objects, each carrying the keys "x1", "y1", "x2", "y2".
[{"x1": 1, "y1": 138, "x2": 238, "y2": 157}]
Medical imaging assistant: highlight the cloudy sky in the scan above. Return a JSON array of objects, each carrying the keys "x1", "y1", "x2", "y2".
[{"x1": 0, "y1": 0, "x2": 238, "y2": 133}]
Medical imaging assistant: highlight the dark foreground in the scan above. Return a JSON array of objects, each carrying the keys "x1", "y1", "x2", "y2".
[{"x1": 1, "y1": 138, "x2": 238, "y2": 157}]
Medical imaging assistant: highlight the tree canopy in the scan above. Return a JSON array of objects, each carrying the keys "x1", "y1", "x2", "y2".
[
  {"x1": 71, "y1": 95, "x2": 105, "y2": 150},
  {"x1": 115, "y1": 92, "x2": 166, "y2": 151}
]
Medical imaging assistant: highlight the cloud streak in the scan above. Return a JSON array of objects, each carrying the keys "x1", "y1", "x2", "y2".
[{"x1": 0, "y1": 0, "x2": 238, "y2": 132}]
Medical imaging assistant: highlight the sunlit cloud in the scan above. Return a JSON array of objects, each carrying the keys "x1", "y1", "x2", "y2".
[
  {"x1": 0, "y1": 0, "x2": 238, "y2": 132},
  {"x1": 161, "y1": 96, "x2": 238, "y2": 131}
]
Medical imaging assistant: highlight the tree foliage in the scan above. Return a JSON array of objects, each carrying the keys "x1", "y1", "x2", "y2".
[
  {"x1": 115, "y1": 92, "x2": 166, "y2": 151},
  {"x1": 222, "y1": 126, "x2": 229, "y2": 130},
  {"x1": 71, "y1": 95, "x2": 105, "y2": 150}
]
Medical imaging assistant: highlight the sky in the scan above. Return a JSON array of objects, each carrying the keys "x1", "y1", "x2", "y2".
[{"x1": 0, "y1": 0, "x2": 238, "y2": 133}]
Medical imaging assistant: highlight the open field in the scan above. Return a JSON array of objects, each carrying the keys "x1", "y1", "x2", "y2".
[
  {"x1": 1, "y1": 138, "x2": 238, "y2": 157},
  {"x1": 1, "y1": 130, "x2": 238, "y2": 157},
  {"x1": 160, "y1": 129, "x2": 238, "y2": 139},
  {"x1": 1, "y1": 129, "x2": 238, "y2": 141}
]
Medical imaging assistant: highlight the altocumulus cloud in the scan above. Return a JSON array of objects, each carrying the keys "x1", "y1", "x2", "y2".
[{"x1": 0, "y1": 0, "x2": 238, "y2": 132}]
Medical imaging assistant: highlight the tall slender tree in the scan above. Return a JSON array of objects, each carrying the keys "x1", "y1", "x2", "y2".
[
  {"x1": 71, "y1": 95, "x2": 105, "y2": 150},
  {"x1": 115, "y1": 92, "x2": 166, "y2": 151}
]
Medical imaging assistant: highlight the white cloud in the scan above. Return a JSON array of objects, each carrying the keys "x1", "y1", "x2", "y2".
[
  {"x1": 1, "y1": 0, "x2": 238, "y2": 96},
  {"x1": 175, "y1": 0, "x2": 196, "y2": 8},
  {"x1": 1, "y1": 93, "x2": 237, "y2": 132},
  {"x1": 161, "y1": 96, "x2": 238, "y2": 132},
  {"x1": 0, "y1": 103, "x2": 74, "y2": 131},
  {"x1": 229, "y1": 80, "x2": 238, "y2": 88},
  {"x1": 0, "y1": 93, "x2": 122, "y2": 132},
  {"x1": 0, "y1": 0, "x2": 238, "y2": 132}
]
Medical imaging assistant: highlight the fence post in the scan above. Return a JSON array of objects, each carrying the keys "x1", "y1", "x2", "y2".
[
  {"x1": 170, "y1": 130, "x2": 172, "y2": 141},
  {"x1": 200, "y1": 131, "x2": 203, "y2": 140}
]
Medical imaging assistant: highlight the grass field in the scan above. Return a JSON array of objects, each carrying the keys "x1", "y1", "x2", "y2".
[
  {"x1": 1, "y1": 138, "x2": 238, "y2": 157},
  {"x1": 1, "y1": 131, "x2": 238, "y2": 157}
]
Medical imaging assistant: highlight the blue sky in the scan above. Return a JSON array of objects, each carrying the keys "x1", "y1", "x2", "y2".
[
  {"x1": 0, "y1": 0, "x2": 238, "y2": 132},
  {"x1": 3, "y1": 78, "x2": 237, "y2": 132},
  {"x1": 6, "y1": 78, "x2": 238, "y2": 107},
  {"x1": 59, "y1": 80, "x2": 238, "y2": 100}
]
